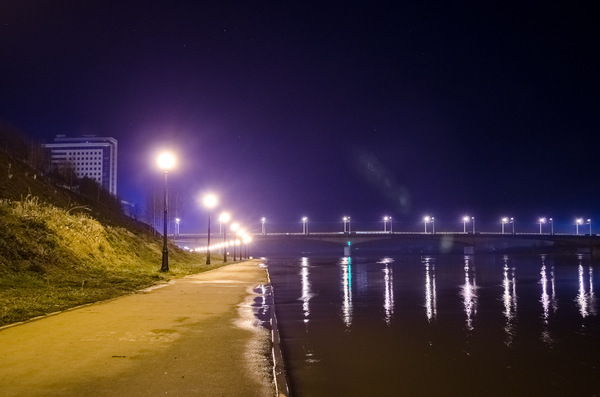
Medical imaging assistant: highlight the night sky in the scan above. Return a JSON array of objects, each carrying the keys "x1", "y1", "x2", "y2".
[{"x1": 1, "y1": 1, "x2": 598, "y2": 233}]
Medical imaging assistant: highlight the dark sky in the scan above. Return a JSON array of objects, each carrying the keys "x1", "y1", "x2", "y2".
[{"x1": 1, "y1": 1, "x2": 598, "y2": 233}]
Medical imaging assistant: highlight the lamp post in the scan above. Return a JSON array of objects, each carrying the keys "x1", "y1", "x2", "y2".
[
  {"x1": 384, "y1": 216, "x2": 392, "y2": 233},
  {"x1": 203, "y1": 194, "x2": 218, "y2": 265},
  {"x1": 175, "y1": 217, "x2": 180, "y2": 238},
  {"x1": 157, "y1": 152, "x2": 175, "y2": 272},
  {"x1": 502, "y1": 217, "x2": 508, "y2": 234},
  {"x1": 343, "y1": 216, "x2": 351, "y2": 233},
  {"x1": 587, "y1": 219, "x2": 592, "y2": 235},
  {"x1": 463, "y1": 216, "x2": 469, "y2": 234},
  {"x1": 261, "y1": 217, "x2": 266, "y2": 235},
  {"x1": 576, "y1": 218, "x2": 583, "y2": 235},
  {"x1": 219, "y1": 212, "x2": 230, "y2": 262},
  {"x1": 237, "y1": 229, "x2": 245, "y2": 259},
  {"x1": 549, "y1": 218, "x2": 553, "y2": 235},
  {"x1": 510, "y1": 217, "x2": 515, "y2": 234},
  {"x1": 302, "y1": 217, "x2": 308, "y2": 234},
  {"x1": 231, "y1": 222, "x2": 239, "y2": 260},
  {"x1": 424, "y1": 216, "x2": 434, "y2": 234},
  {"x1": 472, "y1": 216, "x2": 475, "y2": 234},
  {"x1": 539, "y1": 217, "x2": 546, "y2": 234}
]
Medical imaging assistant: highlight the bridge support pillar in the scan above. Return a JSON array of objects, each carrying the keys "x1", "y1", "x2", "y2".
[{"x1": 464, "y1": 245, "x2": 475, "y2": 255}]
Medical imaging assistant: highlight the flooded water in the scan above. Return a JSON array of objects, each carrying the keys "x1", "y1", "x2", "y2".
[{"x1": 267, "y1": 254, "x2": 600, "y2": 396}]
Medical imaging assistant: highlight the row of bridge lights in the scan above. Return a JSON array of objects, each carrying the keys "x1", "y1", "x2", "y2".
[{"x1": 267, "y1": 215, "x2": 593, "y2": 235}]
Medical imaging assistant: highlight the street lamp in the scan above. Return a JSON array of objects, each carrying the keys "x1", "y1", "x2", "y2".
[
  {"x1": 231, "y1": 222, "x2": 239, "y2": 260},
  {"x1": 576, "y1": 218, "x2": 583, "y2": 235},
  {"x1": 203, "y1": 193, "x2": 218, "y2": 265},
  {"x1": 157, "y1": 152, "x2": 175, "y2": 272},
  {"x1": 343, "y1": 216, "x2": 351, "y2": 233},
  {"x1": 549, "y1": 218, "x2": 554, "y2": 235},
  {"x1": 539, "y1": 217, "x2": 546, "y2": 234},
  {"x1": 302, "y1": 217, "x2": 308, "y2": 234},
  {"x1": 175, "y1": 217, "x2": 180, "y2": 238},
  {"x1": 424, "y1": 216, "x2": 433, "y2": 234},
  {"x1": 587, "y1": 219, "x2": 592, "y2": 235},
  {"x1": 501, "y1": 217, "x2": 508, "y2": 234},
  {"x1": 463, "y1": 216, "x2": 469, "y2": 234},
  {"x1": 261, "y1": 217, "x2": 266, "y2": 235},
  {"x1": 383, "y1": 216, "x2": 392, "y2": 233},
  {"x1": 510, "y1": 217, "x2": 515, "y2": 234},
  {"x1": 471, "y1": 216, "x2": 475, "y2": 234},
  {"x1": 219, "y1": 212, "x2": 230, "y2": 262},
  {"x1": 236, "y1": 229, "x2": 246, "y2": 259}
]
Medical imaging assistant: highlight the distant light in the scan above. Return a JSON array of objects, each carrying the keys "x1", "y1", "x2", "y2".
[
  {"x1": 463, "y1": 216, "x2": 470, "y2": 222},
  {"x1": 231, "y1": 222, "x2": 240, "y2": 231},
  {"x1": 302, "y1": 217, "x2": 308, "y2": 222},
  {"x1": 157, "y1": 152, "x2": 176, "y2": 170},
  {"x1": 347, "y1": 241, "x2": 351, "y2": 246}
]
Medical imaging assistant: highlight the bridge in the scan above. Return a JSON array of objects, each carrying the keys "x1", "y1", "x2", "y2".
[{"x1": 175, "y1": 231, "x2": 600, "y2": 256}]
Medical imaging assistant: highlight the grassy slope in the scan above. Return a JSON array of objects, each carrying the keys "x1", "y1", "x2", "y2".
[{"x1": 0, "y1": 151, "x2": 218, "y2": 327}]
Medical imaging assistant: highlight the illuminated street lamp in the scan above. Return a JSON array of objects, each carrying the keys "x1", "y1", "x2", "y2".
[
  {"x1": 384, "y1": 216, "x2": 392, "y2": 233},
  {"x1": 343, "y1": 216, "x2": 351, "y2": 233},
  {"x1": 157, "y1": 152, "x2": 175, "y2": 272},
  {"x1": 261, "y1": 217, "x2": 266, "y2": 235},
  {"x1": 471, "y1": 216, "x2": 475, "y2": 234},
  {"x1": 175, "y1": 217, "x2": 180, "y2": 238},
  {"x1": 501, "y1": 217, "x2": 508, "y2": 234},
  {"x1": 587, "y1": 219, "x2": 592, "y2": 235},
  {"x1": 236, "y1": 229, "x2": 246, "y2": 259},
  {"x1": 203, "y1": 193, "x2": 218, "y2": 265},
  {"x1": 231, "y1": 222, "x2": 239, "y2": 260},
  {"x1": 549, "y1": 218, "x2": 554, "y2": 235},
  {"x1": 243, "y1": 235, "x2": 252, "y2": 259},
  {"x1": 463, "y1": 216, "x2": 469, "y2": 234},
  {"x1": 576, "y1": 218, "x2": 583, "y2": 235},
  {"x1": 219, "y1": 212, "x2": 230, "y2": 262},
  {"x1": 510, "y1": 217, "x2": 515, "y2": 234},
  {"x1": 539, "y1": 217, "x2": 546, "y2": 234},
  {"x1": 302, "y1": 217, "x2": 308, "y2": 234},
  {"x1": 424, "y1": 216, "x2": 434, "y2": 234}
]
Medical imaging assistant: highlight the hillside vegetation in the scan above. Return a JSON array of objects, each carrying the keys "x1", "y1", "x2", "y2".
[{"x1": 0, "y1": 131, "x2": 216, "y2": 327}]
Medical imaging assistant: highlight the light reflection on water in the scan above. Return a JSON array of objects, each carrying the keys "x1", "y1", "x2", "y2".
[
  {"x1": 340, "y1": 257, "x2": 353, "y2": 327},
  {"x1": 423, "y1": 257, "x2": 436, "y2": 322},
  {"x1": 502, "y1": 255, "x2": 517, "y2": 346},
  {"x1": 269, "y1": 254, "x2": 600, "y2": 396},
  {"x1": 461, "y1": 256, "x2": 478, "y2": 331}
]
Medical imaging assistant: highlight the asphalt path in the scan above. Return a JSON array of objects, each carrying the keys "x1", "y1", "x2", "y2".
[{"x1": 0, "y1": 260, "x2": 275, "y2": 396}]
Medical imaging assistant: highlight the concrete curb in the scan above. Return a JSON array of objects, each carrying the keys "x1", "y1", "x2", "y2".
[{"x1": 265, "y1": 267, "x2": 292, "y2": 397}]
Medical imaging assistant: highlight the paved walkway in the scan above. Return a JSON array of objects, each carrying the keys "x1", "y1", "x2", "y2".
[{"x1": 0, "y1": 260, "x2": 275, "y2": 396}]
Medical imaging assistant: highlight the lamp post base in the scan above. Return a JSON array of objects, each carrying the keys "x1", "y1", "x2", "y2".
[{"x1": 161, "y1": 250, "x2": 169, "y2": 272}]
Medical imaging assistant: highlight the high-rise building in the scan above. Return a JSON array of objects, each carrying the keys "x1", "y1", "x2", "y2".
[{"x1": 43, "y1": 135, "x2": 118, "y2": 195}]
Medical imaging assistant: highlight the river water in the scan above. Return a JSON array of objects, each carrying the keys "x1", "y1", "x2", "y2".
[{"x1": 266, "y1": 253, "x2": 600, "y2": 396}]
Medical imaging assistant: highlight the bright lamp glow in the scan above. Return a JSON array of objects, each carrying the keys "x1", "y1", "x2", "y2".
[
  {"x1": 463, "y1": 216, "x2": 470, "y2": 222},
  {"x1": 203, "y1": 194, "x2": 218, "y2": 209},
  {"x1": 231, "y1": 222, "x2": 239, "y2": 232},
  {"x1": 157, "y1": 152, "x2": 176, "y2": 170},
  {"x1": 219, "y1": 212, "x2": 230, "y2": 223}
]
